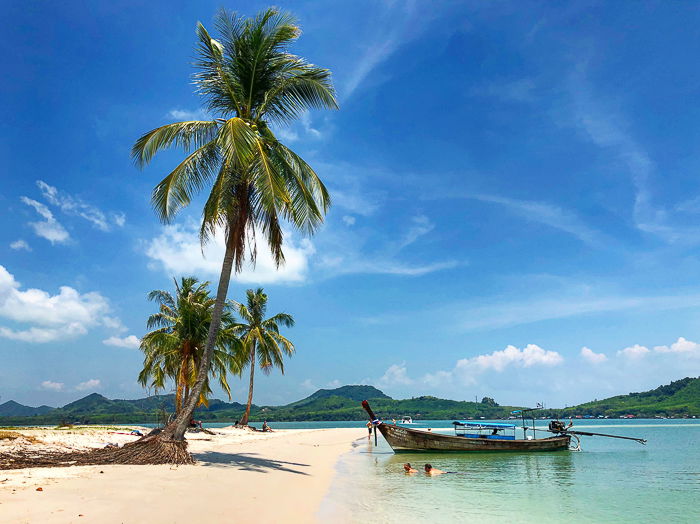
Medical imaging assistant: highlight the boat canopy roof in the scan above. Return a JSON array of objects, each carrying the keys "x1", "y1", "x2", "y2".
[{"x1": 452, "y1": 421, "x2": 516, "y2": 429}]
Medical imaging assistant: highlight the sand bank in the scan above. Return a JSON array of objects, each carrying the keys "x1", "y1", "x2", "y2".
[{"x1": 0, "y1": 426, "x2": 363, "y2": 523}]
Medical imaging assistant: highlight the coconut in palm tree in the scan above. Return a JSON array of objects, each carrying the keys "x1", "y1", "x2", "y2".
[
  {"x1": 131, "y1": 7, "x2": 336, "y2": 453},
  {"x1": 232, "y1": 288, "x2": 294, "y2": 426}
]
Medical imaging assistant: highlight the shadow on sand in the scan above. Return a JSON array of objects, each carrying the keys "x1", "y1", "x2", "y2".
[{"x1": 194, "y1": 451, "x2": 310, "y2": 475}]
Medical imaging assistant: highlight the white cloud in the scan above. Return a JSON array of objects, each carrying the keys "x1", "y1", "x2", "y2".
[
  {"x1": 318, "y1": 255, "x2": 457, "y2": 277},
  {"x1": 654, "y1": 337, "x2": 700, "y2": 355},
  {"x1": 421, "y1": 370, "x2": 454, "y2": 388},
  {"x1": 344, "y1": 34, "x2": 398, "y2": 99},
  {"x1": 0, "y1": 324, "x2": 88, "y2": 343},
  {"x1": 331, "y1": 189, "x2": 381, "y2": 217},
  {"x1": 276, "y1": 127, "x2": 299, "y2": 142},
  {"x1": 112, "y1": 213, "x2": 126, "y2": 227},
  {"x1": 10, "y1": 239, "x2": 31, "y2": 251},
  {"x1": 581, "y1": 346, "x2": 608, "y2": 364},
  {"x1": 422, "y1": 344, "x2": 564, "y2": 387},
  {"x1": 378, "y1": 363, "x2": 414, "y2": 387},
  {"x1": 145, "y1": 223, "x2": 315, "y2": 284},
  {"x1": 456, "y1": 291, "x2": 700, "y2": 332},
  {"x1": 147, "y1": 212, "x2": 456, "y2": 283},
  {"x1": 300, "y1": 379, "x2": 317, "y2": 390},
  {"x1": 568, "y1": 67, "x2": 700, "y2": 245},
  {"x1": 365, "y1": 337, "x2": 700, "y2": 406},
  {"x1": 375, "y1": 345, "x2": 563, "y2": 392},
  {"x1": 459, "y1": 344, "x2": 564, "y2": 373},
  {"x1": 342, "y1": 215, "x2": 356, "y2": 226},
  {"x1": 36, "y1": 180, "x2": 123, "y2": 231},
  {"x1": 395, "y1": 215, "x2": 434, "y2": 250},
  {"x1": 618, "y1": 344, "x2": 650, "y2": 359},
  {"x1": 103, "y1": 335, "x2": 141, "y2": 349},
  {"x1": 75, "y1": 379, "x2": 101, "y2": 391},
  {"x1": 471, "y1": 194, "x2": 603, "y2": 246},
  {"x1": 300, "y1": 113, "x2": 321, "y2": 138},
  {"x1": 318, "y1": 160, "x2": 388, "y2": 217},
  {"x1": 342, "y1": 2, "x2": 425, "y2": 99},
  {"x1": 301, "y1": 378, "x2": 340, "y2": 391},
  {"x1": 316, "y1": 213, "x2": 458, "y2": 278},
  {"x1": 40, "y1": 380, "x2": 64, "y2": 391},
  {"x1": 167, "y1": 108, "x2": 208, "y2": 120},
  {"x1": 102, "y1": 316, "x2": 126, "y2": 332},
  {"x1": 277, "y1": 112, "x2": 325, "y2": 142},
  {"x1": 0, "y1": 265, "x2": 116, "y2": 343},
  {"x1": 20, "y1": 197, "x2": 70, "y2": 244}
]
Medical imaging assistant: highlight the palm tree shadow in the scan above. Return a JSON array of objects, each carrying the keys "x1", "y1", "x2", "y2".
[{"x1": 194, "y1": 451, "x2": 310, "y2": 475}]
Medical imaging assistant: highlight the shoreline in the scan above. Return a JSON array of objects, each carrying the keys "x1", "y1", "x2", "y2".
[{"x1": 0, "y1": 427, "x2": 362, "y2": 523}]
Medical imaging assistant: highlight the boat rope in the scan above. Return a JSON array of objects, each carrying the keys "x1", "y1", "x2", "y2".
[{"x1": 569, "y1": 434, "x2": 581, "y2": 451}]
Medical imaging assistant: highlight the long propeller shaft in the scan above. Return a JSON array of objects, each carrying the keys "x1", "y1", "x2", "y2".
[{"x1": 523, "y1": 426, "x2": 647, "y2": 445}]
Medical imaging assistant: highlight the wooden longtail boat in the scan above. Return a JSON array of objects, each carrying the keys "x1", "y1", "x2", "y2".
[{"x1": 362, "y1": 400, "x2": 570, "y2": 452}]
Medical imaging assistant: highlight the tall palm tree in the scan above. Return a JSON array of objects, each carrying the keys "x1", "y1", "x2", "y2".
[
  {"x1": 138, "y1": 277, "x2": 243, "y2": 415},
  {"x1": 233, "y1": 288, "x2": 294, "y2": 425},
  {"x1": 132, "y1": 8, "x2": 336, "y2": 441}
]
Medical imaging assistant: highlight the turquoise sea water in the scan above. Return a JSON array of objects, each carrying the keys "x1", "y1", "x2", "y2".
[{"x1": 319, "y1": 420, "x2": 700, "y2": 523}]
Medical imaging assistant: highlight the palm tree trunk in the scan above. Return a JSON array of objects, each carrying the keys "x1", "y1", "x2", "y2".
[
  {"x1": 163, "y1": 230, "x2": 237, "y2": 441},
  {"x1": 175, "y1": 378, "x2": 183, "y2": 415},
  {"x1": 239, "y1": 346, "x2": 256, "y2": 425},
  {"x1": 181, "y1": 352, "x2": 190, "y2": 413},
  {"x1": 175, "y1": 342, "x2": 191, "y2": 416}
]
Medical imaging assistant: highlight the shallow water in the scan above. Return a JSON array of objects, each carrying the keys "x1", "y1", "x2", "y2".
[{"x1": 321, "y1": 420, "x2": 700, "y2": 523}]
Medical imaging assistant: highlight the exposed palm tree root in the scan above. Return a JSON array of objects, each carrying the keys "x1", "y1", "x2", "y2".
[{"x1": 0, "y1": 434, "x2": 194, "y2": 470}]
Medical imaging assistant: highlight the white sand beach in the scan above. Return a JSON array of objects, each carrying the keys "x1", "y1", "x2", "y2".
[{"x1": 0, "y1": 426, "x2": 363, "y2": 523}]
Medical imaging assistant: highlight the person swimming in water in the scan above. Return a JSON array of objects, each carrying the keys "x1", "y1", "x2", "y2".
[
  {"x1": 424, "y1": 464, "x2": 446, "y2": 476},
  {"x1": 403, "y1": 463, "x2": 418, "y2": 474}
]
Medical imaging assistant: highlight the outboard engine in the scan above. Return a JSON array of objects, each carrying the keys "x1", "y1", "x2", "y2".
[{"x1": 548, "y1": 420, "x2": 567, "y2": 433}]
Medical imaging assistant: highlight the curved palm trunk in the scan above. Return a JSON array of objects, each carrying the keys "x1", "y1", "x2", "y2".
[
  {"x1": 162, "y1": 231, "x2": 236, "y2": 441},
  {"x1": 175, "y1": 379, "x2": 183, "y2": 415},
  {"x1": 239, "y1": 346, "x2": 256, "y2": 425},
  {"x1": 175, "y1": 342, "x2": 191, "y2": 416}
]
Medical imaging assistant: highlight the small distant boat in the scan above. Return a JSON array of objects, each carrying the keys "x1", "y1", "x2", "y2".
[
  {"x1": 399, "y1": 416, "x2": 414, "y2": 425},
  {"x1": 362, "y1": 401, "x2": 647, "y2": 453}
]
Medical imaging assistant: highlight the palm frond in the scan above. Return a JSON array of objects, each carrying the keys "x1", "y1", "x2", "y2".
[
  {"x1": 132, "y1": 121, "x2": 219, "y2": 168},
  {"x1": 259, "y1": 66, "x2": 338, "y2": 124},
  {"x1": 151, "y1": 139, "x2": 221, "y2": 223},
  {"x1": 264, "y1": 312, "x2": 294, "y2": 329}
]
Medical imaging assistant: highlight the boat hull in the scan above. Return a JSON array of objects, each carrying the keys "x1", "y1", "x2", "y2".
[{"x1": 377, "y1": 423, "x2": 570, "y2": 452}]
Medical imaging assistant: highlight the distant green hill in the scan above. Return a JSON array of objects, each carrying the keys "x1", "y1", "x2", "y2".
[
  {"x1": 559, "y1": 377, "x2": 700, "y2": 418},
  {"x1": 0, "y1": 400, "x2": 54, "y2": 417},
  {"x1": 300, "y1": 385, "x2": 390, "y2": 403},
  {"x1": 0, "y1": 392, "x2": 249, "y2": 425},
  {"x1": 0, "y1": 385, "x2": 506, "y2": 424},
  {"x1": 2, "y1": 378, "x2": 699, "y2": 425}
]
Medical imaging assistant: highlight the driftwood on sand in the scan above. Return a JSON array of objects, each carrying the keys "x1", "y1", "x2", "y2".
[{"x1": 0, "y1": 429, "x2": 194, "y2": 470}]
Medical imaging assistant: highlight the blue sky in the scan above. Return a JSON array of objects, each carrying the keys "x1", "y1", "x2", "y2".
[{"x1": 2, "y1": 1, "x2": 700, "y2": 409}]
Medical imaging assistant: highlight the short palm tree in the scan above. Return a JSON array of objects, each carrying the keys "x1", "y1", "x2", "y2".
[
  {"x1": 132, "y1": 8, "x2": 336, "y2": 441},
  {"x1": 138, "y1": 277, "x2": 243, "y2": 415},
  {"x1": 233, "y1": 288, "x2": 294, "y2": 425}
]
